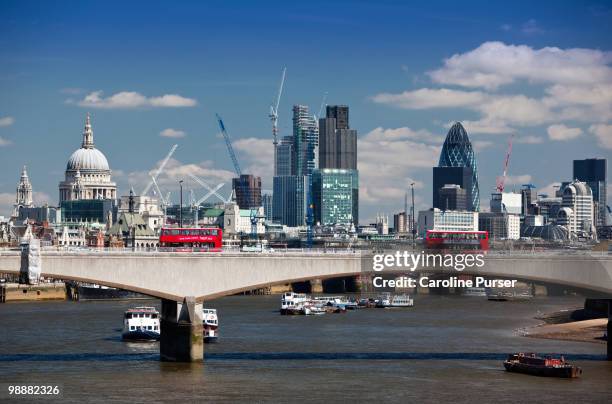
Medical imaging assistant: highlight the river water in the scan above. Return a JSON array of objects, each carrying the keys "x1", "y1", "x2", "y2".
[{"x1": 0, "y1": 295, "x2": 610, "y2": 403}]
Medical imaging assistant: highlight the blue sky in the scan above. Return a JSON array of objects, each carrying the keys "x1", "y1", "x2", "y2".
[{"x1": 0, "y1": 0, "x2": 611, "y2": 222}]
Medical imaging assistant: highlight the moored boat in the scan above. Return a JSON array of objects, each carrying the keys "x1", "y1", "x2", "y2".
[
  {"x1": 203, "y1": 308, "x2": 219, "y2": 343},
  {"x1": 122, "y1": 306, "x2": 160, "y2": 341},
  {"x1": 280, "y1": 292, "x2": 310, "y2": 315},
  {"x1": 376, "y1": 293, "x2": 414, "y2": 308},
  {"x1": 503, "y1": 353, "x2": 582, "y2": 378}
]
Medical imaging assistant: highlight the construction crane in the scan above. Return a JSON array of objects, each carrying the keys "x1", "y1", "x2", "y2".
[
  {"x1": 150, "y1": 175, "x2": 171, "y2": 222},
  {"x1": 315, "y1": 91, "x2": 328, "y2": 121},
  {"x1": 142, "y1": 144, "x2": 178, "y2": 196},
  {"x1": 188, "y1": 173, "x2": 228, "y2": 203},
  {"x1": 495, "y1": 134, "x2": 514, "y2": 193},
  {"x1": 269, "y1": 67, "x2": 286, "y2": 147},
  {"x1": 215, "y1": 114, "x2": 260, "y2": 239}
]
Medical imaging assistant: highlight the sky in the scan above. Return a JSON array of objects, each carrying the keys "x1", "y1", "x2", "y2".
[{"x1": 0, "y1": 0, "x2": 611, "y2": 223}]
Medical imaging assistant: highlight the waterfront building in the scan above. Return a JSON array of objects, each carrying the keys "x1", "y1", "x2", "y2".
[
  {"x1": 433, "y1": 167, "x2": 473, "y2": 211},
  {"x1": 60, "y1": 199, "x2": 116, "y2": 224},
  {"x1": 573, "y1": 158, "x2": 607, "y2": 226},
  {"x1": 292, "y1": 105, "x2": 319, "y2": 177},
  {"x1": 393, "y1": 212, "x2": 406, "y2": 234},
  {"x1": 490, "y1": 192, "x2": 522, "y2": 215},
  {"x1": 417, "y1": 208, "x2": 479, "y2": 238},
  {"x1": 232, "y1": 174, "x2": 262, "y2": 210},
  {"x1": 118, "y1": 194, "x2": 165, "y2": 231},
  {"x1": 262, "y1": 193, "x2": 273, "y2": 221},
  {"x1": 272, "y1": 175, "x2": 308, "y2": 227},
  {"x1": 438, "y1": 184, "x2": 468, "y2": 211},
  {"x1": 376, "y1": 214, "x2": 389, "y2": 235},
  {"x1": 13, "y1": 166, "x2": 34, "y2": 218},
  {"x1": 312, "y1": 169, "x2": 358, "y2": 226},
  {"x1": 559, "y1": 180, "x2": 595, "y2": 238},
  {"x1": 318, "y1": 105, "x2": 357, "y2": 170},
  {"x1": 437, "y1": 122, "x2": 480, "y2": 211},
  {"x1": 479, "y1": 212, "x2": 520, "y2": 240},
  {"x1": 223, "y1": 204, "x2": 265, "y2": 236},
  {"x1": 58, "y1": 114, "x2": 117, "y2": 203}
]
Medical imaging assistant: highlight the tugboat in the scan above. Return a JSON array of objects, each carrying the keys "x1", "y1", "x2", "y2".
[
  {"x1": 203, "y1": 308, "x2": 219, "y2": 343},
  {"x1": 122, "y1": 307, "x2": 160, "y2": 341},
  {"x1": 504, "y1": 353, "x2": 582, "y2": 378}
]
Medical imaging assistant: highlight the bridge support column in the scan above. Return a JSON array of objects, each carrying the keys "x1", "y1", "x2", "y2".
[{"x1": 160, "y1": 297, "x2": 203, "y2": 362}]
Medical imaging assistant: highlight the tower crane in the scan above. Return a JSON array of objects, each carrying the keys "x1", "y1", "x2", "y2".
[
  {"x1": 142, "y1": 144, "x2": 178, "y2": 196},
  {"x1": 315, "y1": 91, "x2": 328, "y2": 121},
  {"x1": 215, "y1": 114, "x2": 260, "y2": 239},
  {"x1": 495, "y1": 134, "x2": 514, "y2": 193},
  {"x1": 188, "y1": 173, "x2": 228, "y2": 203},
  {"x1": 269, "y1": 67, "x2": 286, "y2": 147}
]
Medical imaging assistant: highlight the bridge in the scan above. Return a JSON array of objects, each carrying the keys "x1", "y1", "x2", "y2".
[{"x1": 1, "y1": 249, "x2": 611, "y2": 361}]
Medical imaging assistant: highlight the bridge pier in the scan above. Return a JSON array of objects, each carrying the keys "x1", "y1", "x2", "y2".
[{"x1": 160, "y1": 297, "x2": 203, "y2": 362}]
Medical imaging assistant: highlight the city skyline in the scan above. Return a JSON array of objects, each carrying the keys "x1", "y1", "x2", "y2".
[{"x1": 1, "y1": 0, "x2": 611, "y2": 222}]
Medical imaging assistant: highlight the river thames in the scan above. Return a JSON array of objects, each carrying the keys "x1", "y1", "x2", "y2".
[{"x1": 1, "y1": 295, "x2": 610, "y2": 403}]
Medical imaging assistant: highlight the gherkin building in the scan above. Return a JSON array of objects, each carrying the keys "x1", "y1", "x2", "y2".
[{"x1": 438, "y1": 122, "x2": 480, "y2": 211}]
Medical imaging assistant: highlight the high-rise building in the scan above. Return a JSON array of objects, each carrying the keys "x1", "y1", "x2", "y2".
[
  {"x1": 558, "y1": 180, "x2": 594, "y2": 238},
  {"x1": 432, "y1": 167, "x2": 473, "y2": 210},
  {"x1": 318, "y1": 105, "x2": 357, "y2": 170},
  {"x1": 312, "y1": 169, "x2": 358, "y2": 225},
  {"x1": 438, "y1": 184, "x2": 468, "y2": 211},
  {"x1": 262, "y1": 193, "x2": 273, "y2": 221},
  {"x1": 490, "y1": 192, "x2": 522, "y2": 215},
  {"x1": 232, "y1": 174, "x2": 262, "y2": 209},
  {"x1": 438, "y1": 122, "x2": 480, "y2": 211},
  {"x1": 393, "y1": 212, "x2": 406, "y2": 234},
  {"x1": 521, "y1": 185, "x2": 538, "y2": 216},
  {"x1": 573, "y1": 158, "x2": 607, "y2": 226},
  {"x1": 417, "y1": 208, "x2": 478, "y2": 237},
  {"x1": 272, "y1": 175, "x2": 308, "y2": 227},
  {"x1": 292, "y1": 105, "x2": 319, "y2": 177},
  {"x1": 275, "y1": 136, "x2": 293, "y2": 177},
  {"x1": 479, "y1": 212, "x2": 520, "y2": 240}
]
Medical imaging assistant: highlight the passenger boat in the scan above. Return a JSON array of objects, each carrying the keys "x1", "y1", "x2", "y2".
[
  {"x1": 122, "y1": 307, "x2": 160, "y2": 341},
  {"x1": 376, "y1": 293, "x2": 414, "y2": 308},
  {"x1": 280, "y1": 292, "x2": 310, "y2": 315},
  {"x1": 203, "y1": 308, "x2": 219, "y2": 343},
  {"x1": 503, "y1": 353, "x2": 582, "y2": 378}
]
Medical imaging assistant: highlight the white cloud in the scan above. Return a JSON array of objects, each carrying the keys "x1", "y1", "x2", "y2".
[
  {"x1": 0, "y1": 136, "x2": 11, "y2": 146},
  {"x1": 588, "y1": 124, "x2": 612, "y2": 149},
  {"x1": 547, "y1": 124, "x2": 583, "y2": 141},
  {"x1": 0, "y1": 116, "x2": 15, "y2": 127},
  {"x1": 74, "y1": 91, "x2": 197, "y2": 109},
  {"x1": 472, "y1": 140, "x2": 494, "y2": 151},
  {"x1": 160, "y1": 128, "x2": 186, "y2": 138},
  {"x1": 232, "y1": 137, "x2": 275, "y2": 184},
  {"x1": 358, "y1": 127, "x2": 439, "y2": 205},
  {"x1": 372, "y1": 88, "x2": 487, "y2": 109},
  {"x1": 505, "y1": 174, "x2": 533, "y2": 186},
  {"x1": 539, "y1": 182, "x2": 562, "y2": 198},
  {"x1": 514, "y1": 135, "x2": 544, "y2": 144},
  {"x1": 428, "y1": 41, "x2": 612, "y2": 90},
  {"x1": 455, "y1": 119, "x2": 515, "y2": 135}
]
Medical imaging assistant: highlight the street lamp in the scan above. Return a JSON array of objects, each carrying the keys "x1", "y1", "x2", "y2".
[
  {"x1": 179, "y1": 180, "x2": 184, "y2": 228},
  {"x1": 410, "y1": 182, "x2": 416, "y2": 246}
]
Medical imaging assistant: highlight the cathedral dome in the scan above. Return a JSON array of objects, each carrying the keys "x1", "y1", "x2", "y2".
[{"x1": 66, "y1": 147, "x2": 110, "y2": 171}]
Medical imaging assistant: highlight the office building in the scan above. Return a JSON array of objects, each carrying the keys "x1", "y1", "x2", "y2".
[
  {"x1": 232, "y1": 174, "x2": 262, "y2": 209},
  {"x1": 438, "y1": 122, "x2": 480, "y2": 211},
  {"x1": 417, "y1": 209, "x2": 479, "y2": 237},
  {"x1": 490, "y1": 192, "x2": 522, "y2": 215},
  {"x1": 272, "y1": 175, "x2": 308, "y2": 227},
  {"x1": 558, "y1": 180, "x2": 594, "y2": 238},
  {"x1": 438, "y1": 184, "x2": 468, "y2": 211},
  {"x1": 573, "y1": 158, "x2": 607, "y2": 226},
  {"x1": 393, "y1": 212, "x2": 406, "y2": 234},
  {"x1": 319, "y1": 105, "x2": 357, "y2": 170},
  {"x1": 479, "y1": 212, "x2": 520, "y2": 240},
  {"x1": 433, "y1": 167, "x2": 473, "y2": 210},
  {"x1": 262, "y1": 193, "x2": 273, "y2": 222},
  {"x1": 521, "y1": 185, "x2": 538, "y2": 216},
  {"x1": 275, "y1": 136, "x2": 293, "y2": 177},
  {"x1": 61, "y1": 199, "x2": 116, "y2": 224},
  {"x1": 292, "y1": 105, "x2": 319, "y2": 177},
  {"x1": 312, "y1": 169, "x2": 358, "y2": 225}
]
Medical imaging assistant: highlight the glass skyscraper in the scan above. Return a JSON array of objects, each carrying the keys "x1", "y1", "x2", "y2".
[
  {"x1": 438, "y1": 122, "x2": 480, "y2": 211},
  {"x1": 312, "y1": 169, "x2": 358, "y2": 225}
]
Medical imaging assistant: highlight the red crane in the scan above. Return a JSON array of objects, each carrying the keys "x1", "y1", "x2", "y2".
[{"x1": 496, "y1": 134, "x2": 515, "y2": 193}]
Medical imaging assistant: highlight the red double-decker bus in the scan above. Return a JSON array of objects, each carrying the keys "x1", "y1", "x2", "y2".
[
  {"x1": 159, "y1": 227, "x2": 223, "y2": 251},
  {"x1": 425, "y1": 230, "x2": 489, "y2": 251}
]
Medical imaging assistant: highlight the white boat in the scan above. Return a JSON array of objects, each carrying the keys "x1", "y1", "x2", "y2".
[
  {"x1": 376, "y1": 293, "x2": 414, "y2": 308},
  {"x1": 203, "y1": 308, "x2": 219, "y2": 343},
  {"x1": 122, "y1": 306, "x2": 160, "y2": 341},
  {"x1": 280, "y1": 292, "x2": 310, "y2": 315}
]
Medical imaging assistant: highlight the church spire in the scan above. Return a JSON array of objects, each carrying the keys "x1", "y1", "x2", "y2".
[{"x1": 82, "y1": 112, "x2": 94, "y2": 149}]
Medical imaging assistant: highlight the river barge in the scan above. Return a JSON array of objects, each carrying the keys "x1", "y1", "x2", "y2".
[{"x1": 503, "y1": 353, "x2": 582, "y2": 378}]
